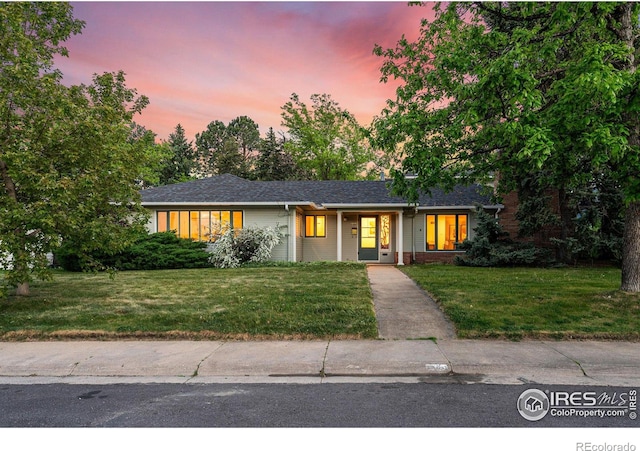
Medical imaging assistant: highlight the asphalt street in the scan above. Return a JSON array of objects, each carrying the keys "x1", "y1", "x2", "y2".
[{"x1": 1, "y1": 382, "x2": 638, "y2": 428}]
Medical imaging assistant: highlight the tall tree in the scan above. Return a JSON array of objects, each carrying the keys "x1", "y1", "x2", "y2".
[
  {"x1": 195, "y1": 117, "x2": 258, "y2": 178},
  {"x1": 254, "y1": 127, "x2": 308, "y2": 180},
  {"x1": 281, "y1": 93, "x2": 377, "y2": 180},
  {"x1": 227, "y1": 115, "x2": 260, "y2": 161},
  {"x1": 159, "y1": 124, "x2": 195, "y2": 185},
  {"x1": 373, "y1": 2, "x2": 640, "y2": 291},
  {"x1": 195, "y1": 120, "x2": 227, "y2": 177},
  {"x1": 128, "y1": 123, "x2": 171, "y2": 188},
  {"x1": 0, "y1": 3, "x2": 152, "y2": 296}
]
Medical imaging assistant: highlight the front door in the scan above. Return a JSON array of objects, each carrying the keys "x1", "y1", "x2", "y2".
[{"x1": 358, "y1": 216, "x2": 378, "y2": 261}]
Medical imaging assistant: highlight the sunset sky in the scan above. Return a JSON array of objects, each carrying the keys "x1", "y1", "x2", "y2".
[{"x1": 53, "y1": 2, "x2": 434, "y2": 141}]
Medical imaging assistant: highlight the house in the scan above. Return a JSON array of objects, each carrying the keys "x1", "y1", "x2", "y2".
[
  {"x1": 139, "y1": 174, "x2": 503, "y2": 265},
  {"x1": 525, "y1": 396, "x2": 544, "y2": 413}
]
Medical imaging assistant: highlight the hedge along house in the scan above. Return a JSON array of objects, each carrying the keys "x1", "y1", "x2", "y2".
[{"x1": 139, "y1": 174, "x2": 503, "y2": 265}]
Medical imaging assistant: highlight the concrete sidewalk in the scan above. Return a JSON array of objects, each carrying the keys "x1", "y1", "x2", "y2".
[
  {"x1": 1, "y1": 339, "x2": 639, "y2": 386},
  {"x1": 1, "y1": 266, "x2": 638, "y2": 386}
]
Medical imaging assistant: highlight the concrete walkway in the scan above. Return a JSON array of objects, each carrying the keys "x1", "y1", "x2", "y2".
[{"x1": 367, "y1": 265, "x2": 456, "y2": 340}]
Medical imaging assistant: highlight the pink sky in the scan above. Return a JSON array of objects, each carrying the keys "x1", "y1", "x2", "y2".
[{"x1": 54, "y1": 2, "x2": 434, "y2": 141}]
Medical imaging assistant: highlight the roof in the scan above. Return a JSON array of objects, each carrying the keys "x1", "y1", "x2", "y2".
[{"x1": 139, "y1": 173, "x2": 500, "y2": 209}]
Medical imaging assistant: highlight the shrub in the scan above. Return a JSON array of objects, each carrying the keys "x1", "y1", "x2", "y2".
[
  {"x1": 208, "y1": 225, "x2": 284, "y2": 268},
  {"x1": 56, "y1": 232, "x2": 211, "y2": 271},
  {"x1": 115, "y1": 232, "x2": 211, "y2": 270},
  {"x1": 455, "y1": 207, "x2": 553, "y2": 267}
]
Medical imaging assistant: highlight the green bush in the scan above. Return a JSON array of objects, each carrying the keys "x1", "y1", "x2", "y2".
[
  {"x1": 56, "y1": 232, "x2": 211, "y2": 271},
  {"x1": 455, "y1": 207, "x2": 553, "y2": 267}
]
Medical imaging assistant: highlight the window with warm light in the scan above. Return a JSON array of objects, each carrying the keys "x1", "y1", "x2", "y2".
[
  {"x1": 380, "y1": 214, "x2": 390, "y2": 250},
  {"x1": 305, "y1": 215, "x2": 326, "y2": 238},
  {"x1": 157, "y1": 210, "x2": 243, "y2": 241},
  {"x1": 426, "y1": 214, "x2": 467, "y2": 250}
]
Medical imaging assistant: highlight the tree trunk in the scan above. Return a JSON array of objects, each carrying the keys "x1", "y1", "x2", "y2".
[
  {"x1": 15, "y1": 282, "x2": 30, "y2": 297},
  {"x1": 621, "y1": 200, "x2": 640, "y2": 292},
  {"x1": 557, "y1": 187, "x2": 574, "y2": 264},
  {"x1": 608, "y1": 4, "x2": 640, "y2": 292}
]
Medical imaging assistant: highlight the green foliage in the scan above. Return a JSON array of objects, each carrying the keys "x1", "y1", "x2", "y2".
[
  {"x1": 56, "y1": 232, "x2": 211, "y2": 271},
  {"x1": 551, "y1": 173, "x2": 625, "y2": 263},
  {"x1": 0, "y1": 2, "x2": 152, "y2": 295},
  {"x1": 114, "y1": 232, "x2": 211, "y2": 270},
  {"x1": 159, "y1": 124, "x2": 196, "y2": 185},
  {"x1": 373, "y1": 2, "x2": 640, "y2": 289},
  {"x1": 194, "y1": 116, "x2": 259, "y2": 179},
  {"x1": 254, "y1": 127, "x2": 309, "y2": 180},
  {"x1": 281, "y1": 93, "x2": 379, "y2": 180},
  {"x1": 455, "y1": 207, "x2": 552, "y2": 267},
  {"x1": 129, "y1": 123, "x2": 172, "y2": 188}
]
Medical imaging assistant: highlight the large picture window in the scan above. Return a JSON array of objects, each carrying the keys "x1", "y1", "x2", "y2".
[
  {"x1": 157, "y1": 210, "x2": 243, "y2": 241},
  {"x1": 426, "y1": 214, "x2": 467, "y2": 251},
  {"x1": 305, "y1": 215, "x2": 326, "y2": 238}
]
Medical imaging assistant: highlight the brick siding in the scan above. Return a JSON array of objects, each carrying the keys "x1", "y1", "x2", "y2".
[{"x1": 396, "y1": 252, "x2": 463, "y2": 265}]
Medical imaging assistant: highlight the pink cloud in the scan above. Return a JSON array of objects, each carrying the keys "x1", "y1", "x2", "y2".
[{"x1": 54, "y1": 2, "x2": 433, "y2": 141}]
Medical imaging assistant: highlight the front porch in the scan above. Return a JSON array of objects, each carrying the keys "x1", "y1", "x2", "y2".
[
  {"x1": 295, "y1": 208, "x2": 470, "y2": 265},
  {"x1": 297, "y1": 210, "x2": 405, "y2": 265}
]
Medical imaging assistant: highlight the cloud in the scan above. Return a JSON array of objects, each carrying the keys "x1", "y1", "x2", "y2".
[{"x1": 55, "y1": 1, "x2": 432, "y2": 140}]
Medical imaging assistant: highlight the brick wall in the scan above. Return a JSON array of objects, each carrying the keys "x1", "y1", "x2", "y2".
[
  {"x1": 396, "y1": 252, "x2": 463, "y2": 265},
  {"x1": 498, "y1": 189, "x2": 562, "y2": 250}
]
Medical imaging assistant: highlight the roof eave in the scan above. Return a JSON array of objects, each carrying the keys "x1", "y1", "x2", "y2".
[
  {"x1": 141, "y1": 201, "x2": 319, "y2": 208},
  {"x1": 321, "y1": 203, "x2": 409, "y2": 209},
  {"x1": 416, "y1": 204, "x2": 504, "y2": 211}
]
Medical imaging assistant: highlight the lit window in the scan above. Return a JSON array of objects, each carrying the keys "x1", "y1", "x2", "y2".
[
  {"x1": 426, "y1": 214, "x2": 467, "y2": 251},
  {"x1": 157, "y1": 212, "x2": 168, "y2": 232},
  {"x1": 380, "y1": 214, "x2": 390, "y2": 250},
  {"x1": 305, "y1": 215, "x2": 326, "y2": 238},
  {"x1": 179, "y1": 211, "x2": 189, "y2": 239},
  {"x1": 156, "y1": 210, "x2": 243, "y2": 242}
]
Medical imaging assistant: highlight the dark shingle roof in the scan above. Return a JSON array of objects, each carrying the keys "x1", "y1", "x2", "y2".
[{"x1": 140, "y1": 174, "x2": 498, "y2": 208}]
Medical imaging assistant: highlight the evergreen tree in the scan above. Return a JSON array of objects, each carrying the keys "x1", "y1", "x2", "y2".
[
  {"x1": 195, "y1": 120, "x2": 227, "y2": 177},
  {"x1": 255, "y1": 128, "x2": 308, "y2": 180},
  {"x1": 159, "y1": 124, "x2": 195, "y2": 185}
]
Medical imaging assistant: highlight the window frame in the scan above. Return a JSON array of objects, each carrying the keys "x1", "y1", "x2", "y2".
[
  {"x1": 156, "y1": 210, "x2": 243, "y2": 242},
  {"x1": 425, "y1": 213, "x2": 468, "y2": 251},
  {"x1": 305, "y1": 215, "x2": 326, "y2": 238}
]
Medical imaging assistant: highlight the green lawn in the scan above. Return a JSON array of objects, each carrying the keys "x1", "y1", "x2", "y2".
[
  {"x1": 3, "y1": 263, "x2": 638, "y2": 341},
  {"x1": 0, "y1": 263, "x2": 378, "y2": 340},
  {"x1": 400, "y1": 264, "x2": 640, "y2": 340}
]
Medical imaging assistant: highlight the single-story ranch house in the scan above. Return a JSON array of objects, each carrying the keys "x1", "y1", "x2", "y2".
[{"x1": 139, "y1": 174, "x2": 504, "y2": 265}]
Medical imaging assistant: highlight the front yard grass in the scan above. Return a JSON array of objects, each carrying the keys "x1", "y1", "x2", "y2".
[
  {"x1": 400, "y1": 264, "x2": 640, "y2": 340},
  {"x1": 0, "y1": 263, "x2": 378, "y2": 340}
]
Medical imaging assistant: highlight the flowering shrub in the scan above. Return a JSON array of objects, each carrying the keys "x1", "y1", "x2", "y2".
[{"x1": 208, "y1": 225, "x2": 284, "y2": 268}]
